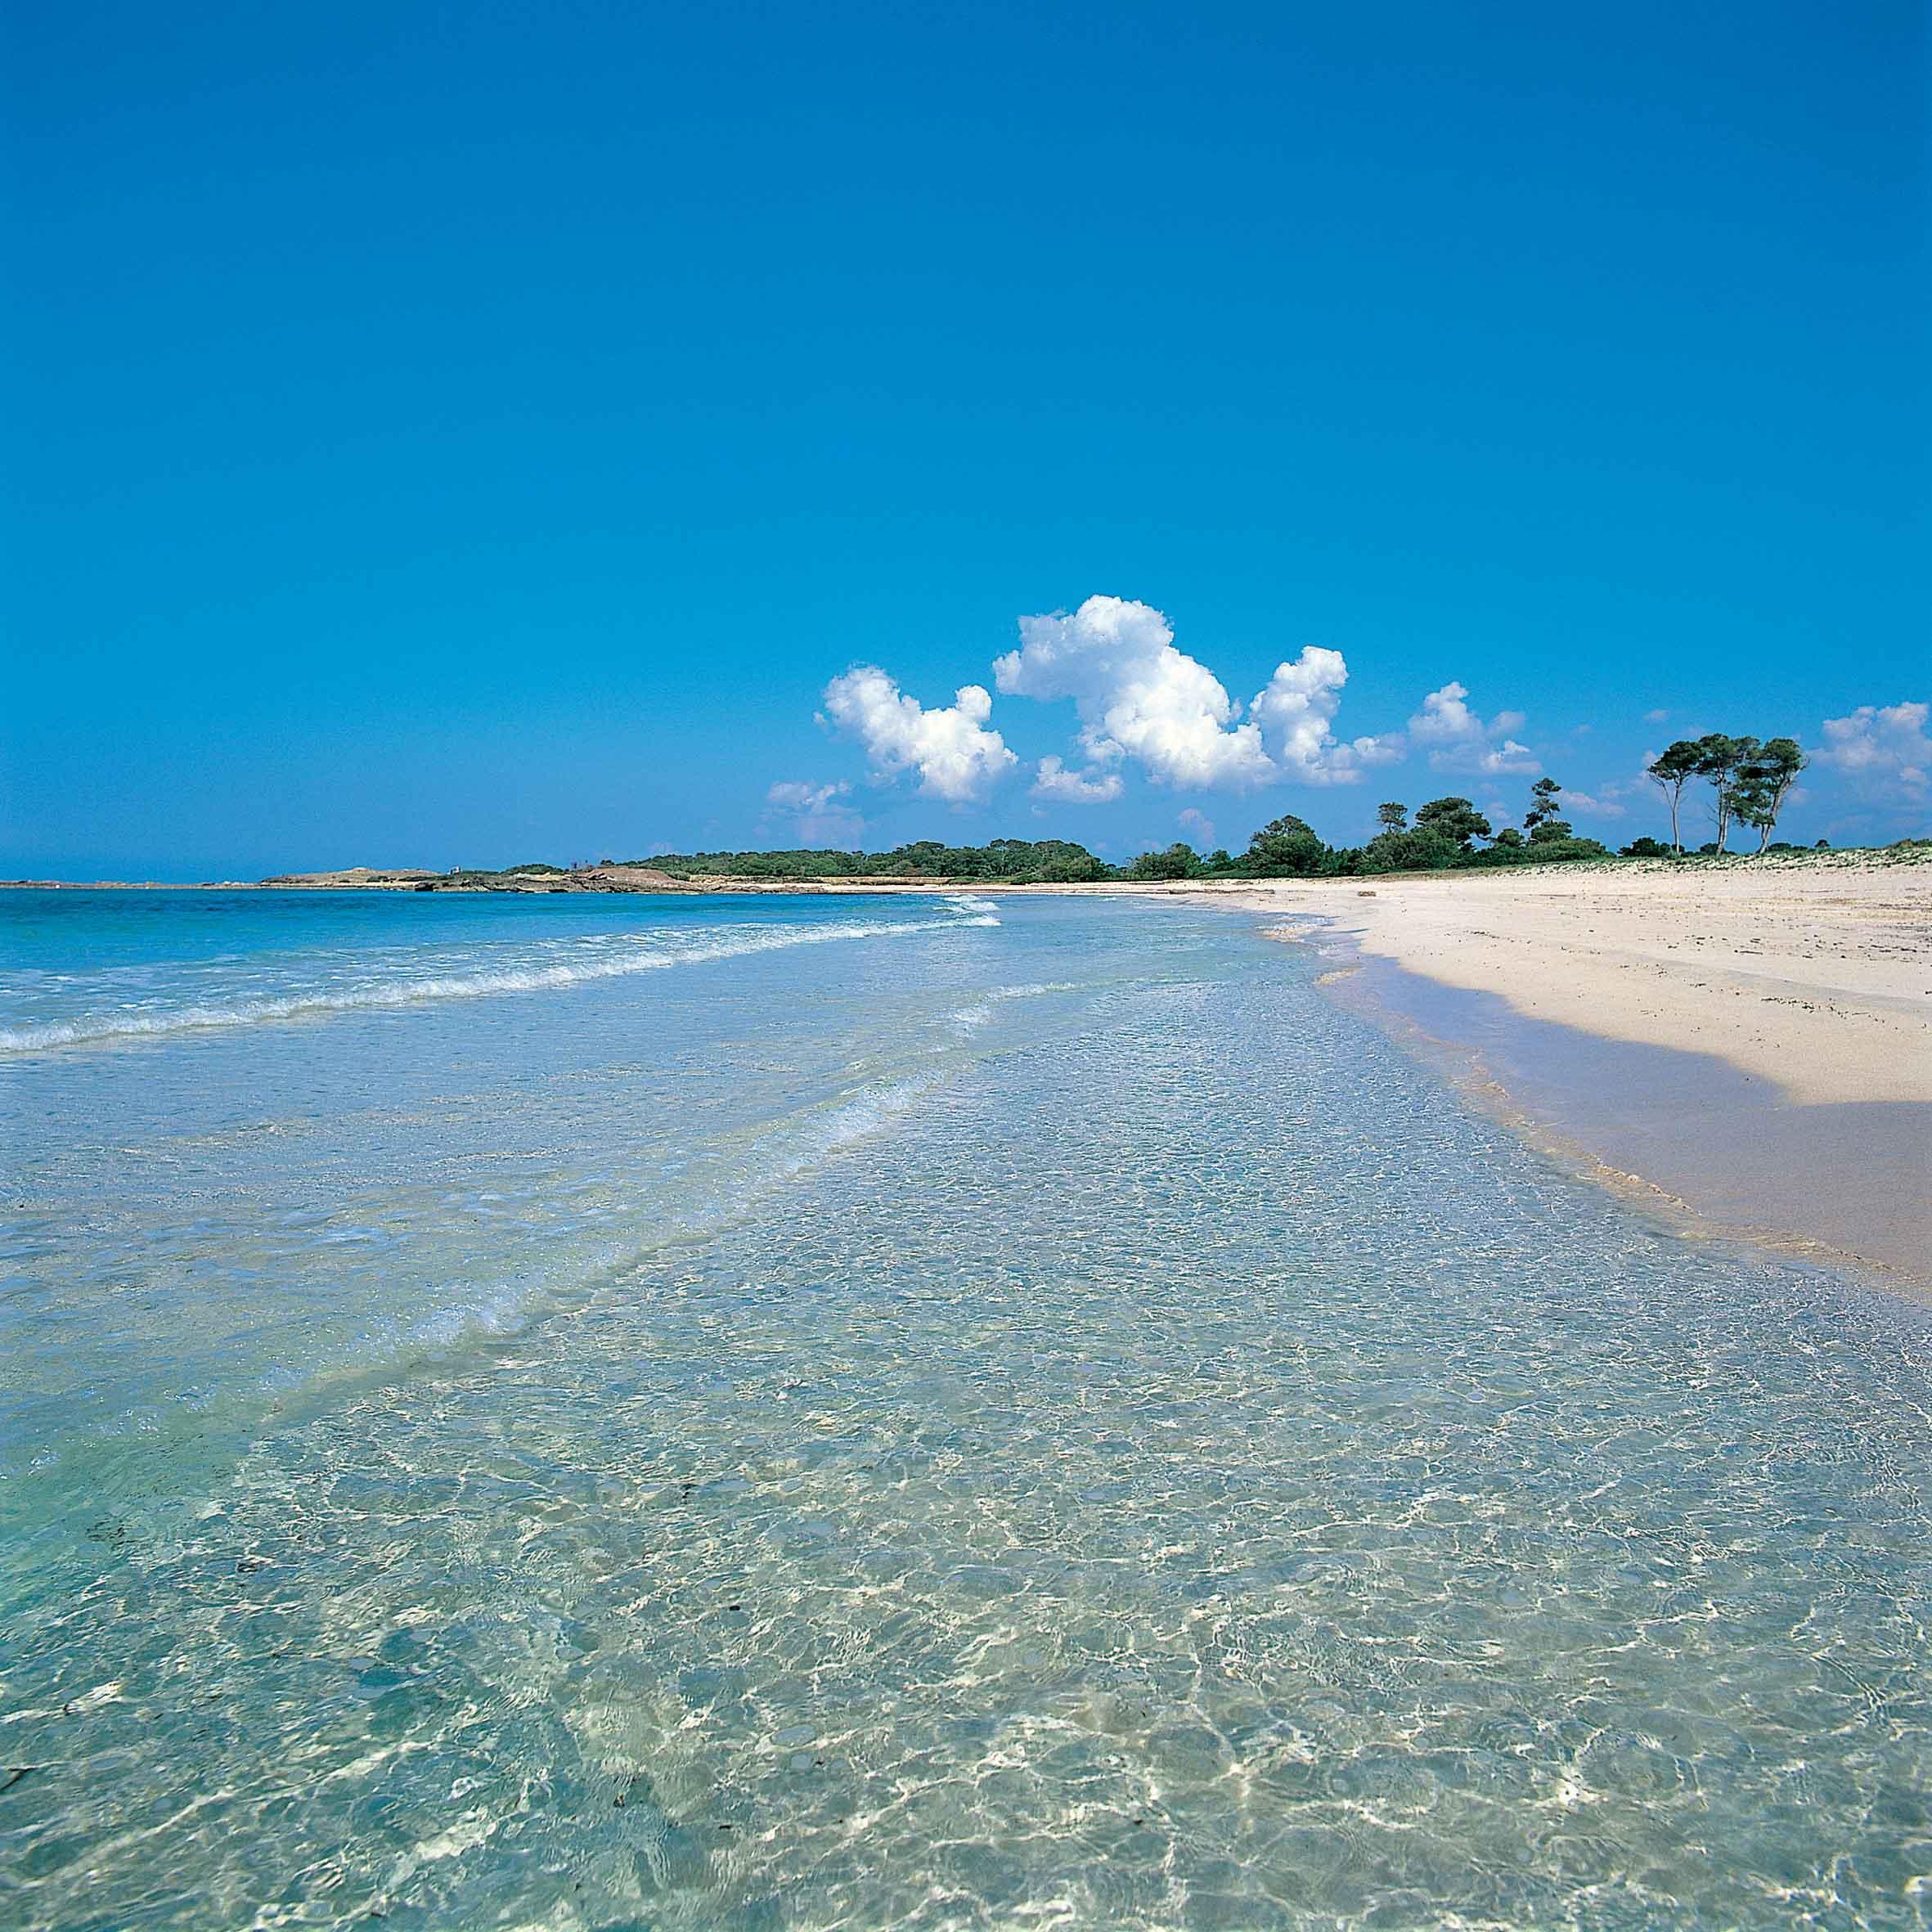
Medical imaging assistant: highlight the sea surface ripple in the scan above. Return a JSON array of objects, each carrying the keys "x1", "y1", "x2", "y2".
[{"x1": 2, "y1": 889, "x2": 1928, "y2": 1930}]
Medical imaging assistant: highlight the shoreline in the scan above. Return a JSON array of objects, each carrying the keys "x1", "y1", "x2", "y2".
[
  {"x1": 1090, "y1": 867, "x2": 1931, "y2": 1301},
  {"x1": 10, "y1": 859, "x2": 1927, "y2": 1297},
  {"x1": 1292, "y1": 919, "x2": 1932, "y2": 1302}
]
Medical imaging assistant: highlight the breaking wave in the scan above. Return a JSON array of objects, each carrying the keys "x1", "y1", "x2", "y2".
[
  {"x1": 0, "y1": 908, "x2": 999, "y2": 1054},
  {"x1": 946, "y1": 980, "x2": 1081, "y2": 1036}
]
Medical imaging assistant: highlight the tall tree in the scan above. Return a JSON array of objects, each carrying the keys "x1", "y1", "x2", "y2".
[
  {"x1": 1693, "y1": 734, "x2": 1759, "y2": 852},
  {"x1": 1522, "y1": 776, "x2": 1562, "y2": 833},
  {"x1": 1414, "y1": 797, "x2": 1493, "y2": 848},
  {"x1": 1646, "y1": 741, "x2": 1702, "y2": 854},
  {"x1": 1732, "y1": 738, "x2": 1808, "y2": 851},
  {"x1": 1375, "y1": 801, "x2": 1408, "y2": 833}
]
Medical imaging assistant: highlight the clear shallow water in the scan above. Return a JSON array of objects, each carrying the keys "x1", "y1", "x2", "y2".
[{"x1": 2, "y1": 890, "x2": 1929, "y2": 1930}]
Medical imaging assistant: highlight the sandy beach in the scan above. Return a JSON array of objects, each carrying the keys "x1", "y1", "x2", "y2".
[
  {"x1": 1076, "y1": 855, "x2": 1932, "y2": 1292},
  {"x1": 1176, "y1": 853, "x2": 1931, "y2": 1108}
]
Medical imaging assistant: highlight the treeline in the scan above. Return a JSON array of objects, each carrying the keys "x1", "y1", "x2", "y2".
[
  {"x1": 640, "y1": 784, "x2": 1615, "y2": 887},
  {"x1": 1126, "y1": 782, "x2": 1615, "y2": 880},
  {"x1": 628, "y1": 745, "x2": 1818, "y2": 887},
  {"x1": 1134, "y1": 738, "x2": 1820, "y2": 881},
  {"x1": 636, "y1": 838, "x2": 1111, "y2": 883}
]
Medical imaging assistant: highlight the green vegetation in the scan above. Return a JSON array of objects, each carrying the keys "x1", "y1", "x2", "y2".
[
  {"x1": 1644, "y1": 743, "x2": 1701, "y2": 853},
  {"x1": 631, "y1": 778, "x2": 1624, "y2": 885},
  {"x1": 647, "y1": 775, "x2": 1618, "y2": 883},
  {"x1": 1126, "y1": 843, "x2": 1208, "y2": 881},
  {"x1": 1188, "y1": 779, "x2": 1615, "y2": 879},
  {"x1": 1646, "y1": 733, "x2": 1808, "y2": 855},
  {"x1": 1521, "y1": 777, "x2": 1563, "y2": 838},
  {"x1": 638, "y1": 838, "x2": 1110, "y2": 884},
  {"x1": 1732, "y1": 738, "x2": 1807, "y2": 852}
]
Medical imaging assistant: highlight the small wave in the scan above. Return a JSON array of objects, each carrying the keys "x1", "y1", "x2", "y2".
[
  {"x1": 253, "y1": 1073, "x2": 937, "y2": 1404},
  {"x1": 945, "y1": 979, "x2": 1079, "y2": 1036},
  {"x1": 0, "y1": 911, "x2": 1000, "y2": 1054},
  {"x1": 402, "y1": 1292, "x2": 529, "y2": 1351},
  {"x1": 779, "y1": 1076, "x2": 937, "y2": 1174}
]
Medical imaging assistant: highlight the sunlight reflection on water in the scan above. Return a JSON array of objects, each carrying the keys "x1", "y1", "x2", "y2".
[{"x1": 2, "y1": 894, "x2": 1929, "y2": 1930}]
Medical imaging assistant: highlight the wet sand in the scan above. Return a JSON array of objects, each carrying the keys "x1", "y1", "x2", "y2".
[{"x1": 1320, "y1": 945, "x2": 1932, "y2": 1296}]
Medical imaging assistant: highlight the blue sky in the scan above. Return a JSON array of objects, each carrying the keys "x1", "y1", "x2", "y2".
[{"x1": 4, "y1": 0, "x2": 1925, "y2": 875}]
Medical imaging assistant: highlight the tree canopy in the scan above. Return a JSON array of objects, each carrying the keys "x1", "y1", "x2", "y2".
[
  {"x1": 1731, "y1": 739, "x2": 1807, "y2": 851},
  {"x1": 1247, "y1": 813, "x2": 1327, "y2": 876},
  {"x1": 1414, "y1": 798, "x2": 1493, "y2": 848}
]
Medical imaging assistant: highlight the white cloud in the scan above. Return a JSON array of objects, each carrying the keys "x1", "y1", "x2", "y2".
[
  {"x1": 766, "y1": 780, "x2": 848, "y2": 811},
  {"x1": 821, "y1": 666, "x2": 1017, "y2": 804},
  {"x1": 1407, "y1": 681, "x2": 1539, "y2": 775},
  {"x1": 1031, "y1": 755, "x2": 1124, "y2": 804},
  {"x1": 1178, "y1": 806, "x2": 1215, "y2": 849},
  {"x1": 1813, "y1": 701, "x2": 1930, "y2": 805},
  {"x1": 995, "y1": 596, "x2": 1398, "y2": 792},
  {"x1": 1562, "y1": 789, "x2": 1625, "y2": 820},
  {"x1": 1644, "y1": 708, "x2": 1671, "y2": 725},
  {"x1": 995, "y1": 596, "x2": 1276, "y2": 791},
  {"x1": 764, "y1": 779, "x2": 865, "y2": 846},
  {"x1": 1249, "y1": 645, "x2": 1404, "y2": 784}
]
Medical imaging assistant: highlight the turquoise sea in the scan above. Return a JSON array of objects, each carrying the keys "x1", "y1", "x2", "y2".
[{"x1": 2, "y1": 888, "x2": 1928, "y2": 1930}]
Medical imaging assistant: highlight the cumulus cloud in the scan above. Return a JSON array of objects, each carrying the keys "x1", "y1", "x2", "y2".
[
  {"x1": 995, "y1": 596, "x2": 1275, "y2": 790},
  {"x1": 995, "y1": 595, "x2": 1396, "y2": 792},
  {"x1": 764, "y1": 779, "x2": 864, "y2": 846},
  {"x1": 821, "y1": 666, "x2": 1017, "y2": 804},
  {"x1": 1644, "y1": 708, "x2": 1671, "y2": 725},
  {"x1": 1813, "y1": 701, "x2": 1930, "y2": 804},
  {"x1": 1249, "y1": 645, "x2": 1405, "y2": 784},
  {"x1": 1178, "y1": 806, "x2": 1216, "y2": 849},
  {"x1": 1406, "y1": 681, "x2": 1539, "y2": 775},
  {"x1": 1031, "y1": 755, "x2": 1124, "y2": 804}
]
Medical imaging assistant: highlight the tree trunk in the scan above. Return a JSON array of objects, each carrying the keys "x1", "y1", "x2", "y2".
[{"x1": 1669, "y1": 789, "x2": 1682, "y2": 854}]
